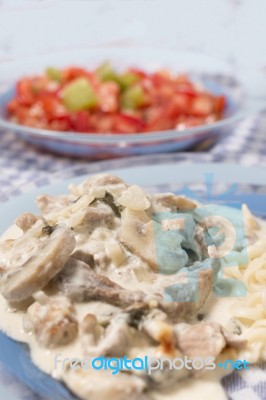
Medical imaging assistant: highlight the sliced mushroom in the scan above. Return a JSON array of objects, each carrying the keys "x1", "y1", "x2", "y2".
[
  {"x1": 72, "y1": 248, "x2": 95, "y2": 267},
  {"x1": 26, "y1": 296, "x2": 78, "y2": 347},
  {"x1": 15, "y1": 213, "x2": 38, "y2": 232},
  {"x1": 119, "y1": 208, "x2": 199, "y2": 274},
  {"x1": 82, "y1": 174, "x2": 126, "y2": 192},
  {"x1": 0, "y1": 228, "x2": 76, "y2": 302},
  {"x1": 56, "y1": 258, "x2": 145, "y2": 307},
  {"x1": 152, "y1": 193, "x2": 197, "y2": 212},
  {"x1": 221, "y1": 326, "x2": 246, "y2": 349},
  {"x1": 119, "y1": 208, "x2": 158, "y2": 270},
  {"x1": 0, "y1": 239, "x2": 15, "y2": 273}
]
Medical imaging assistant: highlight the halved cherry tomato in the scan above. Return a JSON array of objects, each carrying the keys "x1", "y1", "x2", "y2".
[
  {"x1": 6, "y1": 99, "x2": 18, "y2": 113},
  {"x1": 37, "y1": 93, "x2": 67, "y2": 122},
  {"x1": 128, "y1": 68, "x2": 147, "y2": 79},
  {"x1": 62, "y1": 67, "x2": 91, "y2": 82},
  {"x1": 71, "y1": 111, "x2": 90, "y2": 132},
  {"x1": 175, "y1": 83, "x2": 197, "y2": 97},
  {"x1": 164, "y1": 94, "x2": 191, "y2": 118},
  {"x1": 151, "y1": 71, "x2": 172, "y2": 88},
  {"x1": 15, "y1": 105, "x2": 30, "y2": 123},
  {"x1": 190, "y1": 94, "x2": 214, "y2": 117},
  {"x1": 114, "y1": 113, "x2": 146, "y2": 134},
  {"x1": 90, "y1": 112, "x2": 114, "y2": 133},
  {"x1": 214, "y1": 95, "x2": 226, "y2": 114},
  {"x1": 16, "y1": 79, "x2": 35, "y2": 106},
  {"x1": 145, "y1": 107, "x2": 174, "y2": 132},
  {"x1": 98, "y1": 82, "x2": 119, "y2": 113}
]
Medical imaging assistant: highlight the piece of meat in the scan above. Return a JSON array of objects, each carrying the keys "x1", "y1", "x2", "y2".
[
  {"x1": 158, "y1": 271, "x2": 211, "y2": 320},
  {"x1": 26, "y1": 296, "x2": 78, "y2": 347},
  {"x1": 15, "y1": 213, "x2": 38, "y2": 232},
  {"x1": 56, "y1": 258, "x2": 145, "y2": 306},
  {"x1": 130, "y1": 319, "x2": 189, "y2": 389},
  {"x1": 72, "y1": 238, "x2": 108, "y2": 268},
  {"x1": 0, "y1": 228, "x2": 76, "y2": 302},
  {"x1": 57, "y1": 256, "x2": 219, "y2": 323},
  {"x1": 68, "y1": 205, "x2": 114, "y2": 233},
  {"x1": 124, "y1": 265, "x2": 216, "y2": 322},
  {"x1": 79, "y1": 206, "x2": 114, "y2": 227},
  {"x1": 158, "y1": 258, "x2": 220, "y2": 321},
  {"x1": 174, "y1": 321, "x2": 246, "y2": 359},
  {"x1": 81, "y1": 313, "x2": 131, "y2": 358},
  {"x1": 142, "y1": 319, "x2": 175, "y2": 356},
  {"x1": 80, "y1": 314, "x2": 104, "y2": 354},
  {"x1": 109, "y1": 256, "x2": 217, "y2": 323},
  {"x1": 85, "y1": 206, "x2": 114, "y2": 224},
  {"x1": 135, "y1": 319, "x2": 244, "y2": 389},
  {"x1": 80, "y1": 314, "x2": 103, "y2": 345}
]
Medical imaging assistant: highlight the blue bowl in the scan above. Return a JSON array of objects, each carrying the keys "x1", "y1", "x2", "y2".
[{"x1": 0, "y1": 48, "x2": 245, "y2": 159}]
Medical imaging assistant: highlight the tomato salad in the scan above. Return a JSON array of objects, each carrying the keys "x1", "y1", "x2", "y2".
[{"x1": 6, "y1": 64, "x2": 226, "y2": 134}]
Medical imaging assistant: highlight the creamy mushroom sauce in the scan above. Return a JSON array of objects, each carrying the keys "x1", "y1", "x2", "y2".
[{"x1": 0, "y1": 174, "x2": 264, "y2": 400}]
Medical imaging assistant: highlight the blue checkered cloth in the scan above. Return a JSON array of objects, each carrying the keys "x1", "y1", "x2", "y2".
[
  {"x1": 0, "y1": 111, "x2": 266, "y2": 204},
  {"x1": 0, "y1": 110, "x2": 266, "y2": 400}
]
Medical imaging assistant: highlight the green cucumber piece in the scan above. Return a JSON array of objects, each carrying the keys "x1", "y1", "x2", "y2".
[
  {"x1": 121, "y1": 85, "x2": 146, "y2": 109},
  {"x1": 97, "y1": 63, "x2": 140, "y2": 91},
  {"x1": 117, "y1": 72, "x2": 140, "y2": 90},
  {"x1": 96, "y1": 62, "x2": 118, "y2": 83},
  {"x1": 62, "y1": 78, "x2": 98, "y2": 111},
  {"x1": 46, "y1": 67, "x2": 62, "y2": 82}
]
